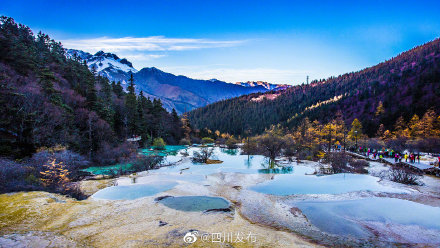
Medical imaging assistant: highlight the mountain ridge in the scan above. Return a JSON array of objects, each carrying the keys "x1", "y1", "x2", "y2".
[
  {"x1": 234, "y1": 81, "x2": 290, "y2": 90},
  {"x1": 65, "y1": 49, "x2": 274, "y2": 113},
  {"x1": 188, "y1": 38, "x2": 440, "y2": 137}
]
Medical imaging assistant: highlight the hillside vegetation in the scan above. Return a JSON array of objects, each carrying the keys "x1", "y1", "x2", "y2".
[
  {"x1": 188, "y1": 39, "x2": 440, "y2": 137},
  {"x1": 0, "y1": 16, "x2": 185, "y2": 159}
]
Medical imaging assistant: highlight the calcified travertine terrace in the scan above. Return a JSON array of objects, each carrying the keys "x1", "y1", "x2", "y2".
[
  {"x1": 0, "y1": 189, "x2": 320, "y2": 248},
  {"x1": 1, "y1": 152, "x2": 440, "y2": 248}
]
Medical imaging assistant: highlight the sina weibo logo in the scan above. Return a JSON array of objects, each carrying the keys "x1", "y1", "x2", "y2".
[{"x1": 183, "y1": 231, "x2": 198, "y2": 243}]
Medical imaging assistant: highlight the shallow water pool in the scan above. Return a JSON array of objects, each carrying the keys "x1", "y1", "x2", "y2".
[
  {"x1": 117, "y1": 148, "x2": 296, "y2": 186},
  {"x1": 92, "y1": 181, "x2": 178, "y2": 200},
  {"x1": 158, "y1": 196, "x2": 230, "y2": 212},
  {"x1": 296, "y1": 197, "x2": 440, "y2": 239},
  {"x1": 250, "y1": 172, "x2": 406, "y2": 195},
  {"x1": 83, "y1": 146, "x2": 187, "y2": 175},
  {"x1": 140, "y1": 145, "x2": 187, "y2": 157}
]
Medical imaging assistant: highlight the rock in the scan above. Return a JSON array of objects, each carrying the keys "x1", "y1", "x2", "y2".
[
  {"x1": 154, "y1": 195, "x2": 173, "y2": 202},
  {"x1": 289, "y1": 207, "x2": 303, "y2": 217},
  {"x1": 232, "y1": 186, "x2": 242, "y2": 190},
  {"x1": 204, "y1": 207, "x2": 233, "y2": 213},
  {"x1": 79, "y1": 179, "x2": 115, "y2": 196},
  {"x1": 0, "y1": 231, "x2": 78, "y2": 248},
  {"x1": 205, "y1": 159, "x2": 223, "y2": 164}
]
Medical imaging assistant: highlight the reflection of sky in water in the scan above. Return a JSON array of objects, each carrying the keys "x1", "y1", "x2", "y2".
[
  {"x1": 250, "y1": 173, "x2": 406, "y2": 195},
  {"x1": 118, "y1": 147, "x2": 296, "y2": 186},
  {"x1": 107, "y1": 147, "x2": 405, "y2": 196},
  {"x1": 158, "y1": 196, "x2": 230, "y2": 212},
  {"x1": 92, "y1": 181, "x2": 178, "y2": 200},
  {"x1": 296, "y1": 198, "x2": 440, "y2": 238}
]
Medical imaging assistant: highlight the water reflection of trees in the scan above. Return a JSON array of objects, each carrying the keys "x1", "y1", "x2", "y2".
[
  {"x1": 221, "y1": 148, "x2": 238, "y2": 156},
  {"x1": 244, "y1": 155, "x2": 254, "y2": 169},
  {"x1": 258, "y1": 158, "x2": 293, "y2": 174}
]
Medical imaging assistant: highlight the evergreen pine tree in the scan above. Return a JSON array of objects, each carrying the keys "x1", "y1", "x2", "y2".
[{"x1": 125, "y1": 73, "x2": 138, "y2": 136}]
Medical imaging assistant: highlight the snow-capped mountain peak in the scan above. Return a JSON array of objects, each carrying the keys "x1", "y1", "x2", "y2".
[
  {"x1": 65, "y1": 49, "x2": 137, "y2": 83},
  {"x1": 65, "y1": 49, "x2": 137, "y2": 74}
]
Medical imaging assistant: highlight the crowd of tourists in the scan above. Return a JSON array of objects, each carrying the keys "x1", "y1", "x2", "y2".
[{"x1": 354, "y1": 147, "x2": 422, "y2": 163}]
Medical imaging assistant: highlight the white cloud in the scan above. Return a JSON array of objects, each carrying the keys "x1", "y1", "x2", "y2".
[
  {"x1": 60, "y1": 36, "x2": 307, "y2": 84},
  {"x1": 60, "y1": 36, "x2": 246, "y2": 53},
  {"x1": 123, "y1": 54, "x2": 167, "y2": 60}
]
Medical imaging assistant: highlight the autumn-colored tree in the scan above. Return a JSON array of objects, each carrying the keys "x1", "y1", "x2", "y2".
[
  {"x1": 408, "y1": 114, "x2": 421, "y2": 138},
  {"x1": 393, "y1": 116, "x2": 409, "y2": 138},
  {"x1": 323, "y1": 121, "x2": 338, "y2": 152},
  {"x1": 311, "y1": 120, "x2": 324, "y2": 146},
  {"x1": 293, "y1": 117, "x2": 311, "y2": 149},
  {"x1": 180, "y1": 113, "x2": 191, "y2": 140},
  {"x1": 382, "y1": 130, "x2": 393, "y2": 141},
  {"x1": 375, "y1": 101, "x2": 385, "y2": 116},
  {"x1": 348, "y1": 118, "x2": 363, "y2": 142},
  {"x1": 292, "y1": 118, "x2": 323, "y2": 150},
  {"x1": 333, "y1": 111, "x2": 347, "y2": 149},
  {"x1": 419, "y1": 109, "x2": 439, "y2": 138},
  {"x1": 39, "y1": 159, "x2": 70, "y2": 189}
]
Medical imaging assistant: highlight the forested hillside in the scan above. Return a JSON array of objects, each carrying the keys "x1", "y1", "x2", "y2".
[
  {"x1": 66, "y1": 49, "x2": 271, "y2": 114},
  {"x1": 188, "y1": 38, "x2": 440, "y2": 137},
  {"x1": 0, "y1": 16, "x2": 185, "y2": 159}
]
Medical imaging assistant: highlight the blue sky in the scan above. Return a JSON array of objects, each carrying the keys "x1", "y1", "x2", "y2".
[{"x1": 2, "y1": 0, "x2": 440, "y2": 84}]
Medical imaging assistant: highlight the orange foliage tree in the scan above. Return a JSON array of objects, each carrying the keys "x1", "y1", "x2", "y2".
[{"x1": 39, "y1": 159, "x2": 70, "y2": 188}]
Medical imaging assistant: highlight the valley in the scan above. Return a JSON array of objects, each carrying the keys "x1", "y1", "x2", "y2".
[{"x1": 1, "y1": 3, "x2": 440, "y2": 247}]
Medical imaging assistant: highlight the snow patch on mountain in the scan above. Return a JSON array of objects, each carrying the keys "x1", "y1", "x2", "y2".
[
  {"x1": 89, "y1": 56, "x2": 137, "y2": 73},
  {"x1": 234, "y1": 81, "x2": 290, "y2": 90},
  {"x1": 65, "y1": 49, "x2": 137, "y2": 74}
]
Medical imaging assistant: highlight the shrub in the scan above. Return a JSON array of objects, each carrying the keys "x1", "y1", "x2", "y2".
[
  {"x1": 0, "y1": 154, "x2": 87, "y2": 199},
  {"x1": 241, "y1": 137, "x2": 259, "y2": 155},
  {"x1": 381, "y1": 166, "x2": 422, "y2": 185},
  {"x1": 131, "y1": 155, "x2": 164, "y2": 172},
  {"x1": 191, "y1": 147, "x2": 214, "y2": 163},
  {"x1": 201, "y1": 137, "x2": 214, "y2": 145},
  {"x1": 0, "y1": 158, "x2": 36, "y2": 193},
  {"x1": 324, "y1": 153, "x2": 370, "y2": 174},
  {"x1": 93, "y1": 142, "x2": 136, "y2": 166},
  {"x1": 179, "y1": 138, "x2": 191, "y2": 146},
  {"x1": 32, "y1": 147, "x2": 89, "y2": 180},
  {"x1": 323, "y1": 152, "x2": 351, "y2": 173},
  {"x1": 225, "y1": 137, "x2": 238, "y2": 149},
  {"x1": 283, "y1": 135, "x2": 297, "y2": 160},
  {"x1": 39, "y1": 159, "x2": 70, "y2": 189},
  {"x1": 153, "y1": 138, "x2": 166, "y2": 150},
  {"x1": 349, "y1": 159, "x2": 369, "y2": 174},
  {"x1": 385, "y1": 138, "x2": 408, "y2": 154}
]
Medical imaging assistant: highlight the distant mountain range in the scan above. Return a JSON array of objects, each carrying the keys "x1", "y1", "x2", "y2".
[
  {"x1": 188, "y1": 38, "x2": 440, "y2": 136},
  {"x1": 66, "y1": 49, "x2": 286, "y2": 113},
  {"x1": 234, "y1": 81, "x2": 290, "y2": 91}
]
